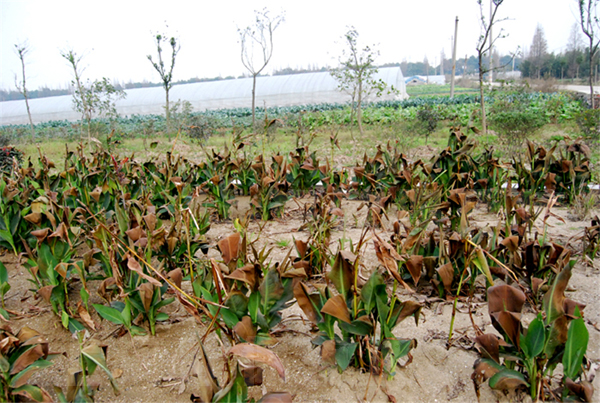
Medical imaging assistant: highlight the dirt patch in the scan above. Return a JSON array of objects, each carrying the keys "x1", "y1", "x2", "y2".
[{"x1": 1, "y1": 201, "x2": 599, "y2": 403}]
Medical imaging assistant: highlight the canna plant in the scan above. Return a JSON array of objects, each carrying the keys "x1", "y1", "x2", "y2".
[
  {"x1": 295, "y1": 250, "x2": 420, "y2": 376},
  {"x1": 0, "y1": 325, "x2": 58, "y2": 402},
  {"x1": 192, "y1": 341, "x2": 290, "y2": 403},
  {"x1": 55, "y1": 332, "x2": 119, "y2": 402},
  {"x1": 0, "y1": 262, "x2": 10, "y2": 320},
  {"x1": 472, "y1": 266, "x2": 593, "y2": 401}
]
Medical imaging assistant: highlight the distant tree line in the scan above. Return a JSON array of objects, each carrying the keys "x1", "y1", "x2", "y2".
[{"x1": 519, "y1": 23, "x2": 593, "y2": 80}]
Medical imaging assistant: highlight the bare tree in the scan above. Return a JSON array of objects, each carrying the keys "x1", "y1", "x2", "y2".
[
  {"x1": 567, "y1": 23, "x2": 583, "y2": 78},
  {"x1": 331, "y1": 27, "x2": 389, "y2": 136},
  {"x1": 578, "y1": 0, "x2": 600, "y2": 107},
  {"x1": 239, "y1": 8, "x2": 284, "y2": 127},
  {"x1": 475, "y1": 0, "x2": 507, "y2": 135},
  {"x1": 61, "y1": 49, "x2": 125, "y2": 150},
  {"x1": 14, "y1": 42, "x2": 35, "y2": 143},
  {"x1": 147, "y1": 32, "x2": 180, "y2": 133},
  {"x1": 529, "y1": 24, "x2": 548, "y2": 79}
]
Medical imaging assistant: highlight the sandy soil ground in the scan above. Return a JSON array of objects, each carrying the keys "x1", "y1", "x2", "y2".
[{"x1": 1, "y1": 197, "x2": 599, "y2": 403}]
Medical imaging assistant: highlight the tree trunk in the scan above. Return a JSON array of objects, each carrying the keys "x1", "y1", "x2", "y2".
[
  {"x1": 251, "y1": 75, "x2": 257, "y2": 127},
  {"x1": 589, "y1": 39, "x2": 595, "y2": 108},
  {"x1": 357, "y1": 80, "x2": 364, "y2": 134},
  {"x1": 19, "y1": 61, "x2": 35, "y2": 143},
  {"x1": 165, "y1": 87, "x2": 171, "y2": 139},
  {"x1": 479, "y1": 67, "x2": 487, "y2": 136},
  {"x1": 24, "y1": 96, "x2": 34, "y2": 143}
]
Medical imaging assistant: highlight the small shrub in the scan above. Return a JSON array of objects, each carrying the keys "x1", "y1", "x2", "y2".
[
  {"x1": 0, "y1": 134, "x2": 9, "y2": 147},
  {"x1": 488, "y1": 102, "x2": 547, "y2": 151},
  {"x1": 415, "y1": 105, "x2": 442, "y2": 143},
  {"x1": 574, "y1": 108, "x2": 600, "y2": 140},
  {"x1": 0, "y1": 146, "x2": 22, "y2": 175}
]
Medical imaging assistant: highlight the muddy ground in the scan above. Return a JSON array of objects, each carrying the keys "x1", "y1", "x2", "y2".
[{"x1": 1, "y1": 196, "x2": 599, "y2": 403}]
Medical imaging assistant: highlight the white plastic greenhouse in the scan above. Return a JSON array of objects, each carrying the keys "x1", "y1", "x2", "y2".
[{"x1": 0, "y1": 67, "x2": 407, "y2": 125}]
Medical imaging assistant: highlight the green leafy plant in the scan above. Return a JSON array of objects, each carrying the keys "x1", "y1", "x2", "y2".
[
  {"x1": 295, "y1": 250, "x2": 420, "y2": 376},
  {"x1": 0, "y1": 262, "x2": 10, "y2": 320},
  {"x1": 473, "y1": 269, "x2": 593, "y2": 401},
  {"x1": 192, "y1": 341, "x2": 290, "y2": 403},
  {"x1": 0, "y1": 326, "x2": 57, "y2": 402},
  {"x1": 56, "y1": 332, "x2": 119, "y2": 402},
  {"x1": 93, "y1": 297, "x2": 148, "y2": 337}
]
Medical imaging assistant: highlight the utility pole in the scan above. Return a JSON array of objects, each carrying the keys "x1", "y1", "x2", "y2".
[
  {"x1": 450, "y1": 16, "x2": 459, "y2": 98},
  {"x1": 488, "y1": 0, "x2": 493, "y2": 85}
]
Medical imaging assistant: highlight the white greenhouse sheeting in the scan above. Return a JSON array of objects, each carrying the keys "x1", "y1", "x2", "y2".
[{"x1": 0, "y1": 67, "x2": 407, "y2": 125}]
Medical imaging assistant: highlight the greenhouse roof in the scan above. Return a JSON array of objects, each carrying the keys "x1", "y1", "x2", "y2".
[{"x1": 0, "y1": 67, "x2": 407, "y2": 125}]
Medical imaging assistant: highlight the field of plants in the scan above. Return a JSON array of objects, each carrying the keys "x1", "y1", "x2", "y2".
[{"x1": 0, "y1": 88, "x2": 599, "y2": 402}]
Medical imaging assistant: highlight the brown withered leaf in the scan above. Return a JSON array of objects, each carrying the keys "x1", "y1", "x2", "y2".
[
  {"x1": 218, "y1": 233, "x2": 241, "y2": 265},
  {"x1": 229, "y1": 343, "x2": 285, "y2": 381},
  {"x1": 294, "y1": 239, "x2": 308, "y2": 258},
  {"x1": 321, "y1": 295, "x2": 351, "y2": 324},
  {"x1": 233, "y1": 316, "x2": 256, "y2": 343},
  {"x1": 500, "y1": 236, "x2": 520, "y2": 253},
  {"x1": 167, "y1": 268, "x2": 183, "y2": 289},
  {"x1": 396, "y1": 300, "x2": 422, "y2": 326},
  {"x1": 475, "y1": 334, "x2": 500, "y2": 363},
  {"x1": 293, "y1": 282, "x2": 320, "y2": 324},
  {"x1": 563, "y1": 298, "x2": 586, "y2": 318},
  {"x1": 143, "y1": 213, "x2": 156, "y2": 233},
  {"x1": 48, "y1": 222, "x2": 68, "y2": 241},
  {"x1": 531, "y1": 277, "x2": 546, "y2": 295},
  {"x1": 543, "y1": 265, "x2": 572, "y2": 323},
  {"x1": 194, "y1": 343, "x2": 219, "y2": 402},
  {"x1": 98, "y1": 277, "x2": 117, "y2": 302},
  {"x1": 436, "y1": 263, "x2": 454, "y2": 294},
  {"x1": 373, "y1": 234, "x2": 413, "y2": 291},
  {"x1": 565, "y1": 379, "x2": 594, "y2": 402},
  {"x1": 127, "y1": 257, "x2": 161, "y2": 286},
  {"x1": 31, "y1": 228, "x2": 50, "y2": 243},
  {"x1": 321, "y1": 340, "x2": 337, "y2": 366},
  {"x1": 77, "y1": 304, "x2": 97, "y2": 331},
  {"x1": 488, "y1": 284, "x2": 526, "y2": 317},
  {"x1": 258, "y1": 392, "x2": 293, "y2": 403},
  {"x1": 404, "y1": 255, "x2": 423, "y2": 285},
  {"x1": 90, "y1": 187, "x2": 102, "y2": 203},
  {"x1": 226, "y1": 264, "x2": 259, "y2": 290},
  {"x1": 138, "y1": 283, "x2": 155, "y2": 312},
  {"x1": 472, "y1": 358, "x2": 501, "y2": 384},
  {"x1": 242, "y1": 366, "x2": 263, "y2": 386},
  {"x1": 38, "y1": 286, "x2": 54, "y2": 303},
  {"x1": 11, "y1": 344, "x2": 46, "y2": 374},
  {"x1": 24, "y1": 212, "x2": 42, "y2": 226},
  {"x1": 125, "y1": 226, "x2": 144, "y2": 242}
]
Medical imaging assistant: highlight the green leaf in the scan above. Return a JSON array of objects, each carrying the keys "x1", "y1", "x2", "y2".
[
  {"x1": 563, "y1": 315, "x2": 589, "y2": 380},
  {"x1": 0, "y1": 261, "x2": 8, "y2": 284},
  {"x1": 10, "y1": 360, "x2": 54, "y2": 388},
  {"x1": 150, "y1": 141, "x2": 158, "y2": 149},
  {"x1": 93, "y1": 304, "x2": 124, "y2": 325},
  {"x1": 521, "y1": 315, "x2": 545, "y2": 360},
  {"x1": 335, "y1": 341, "x2": 357, "y2": 372},
  {"x1": 81, "y1": 343, "x2": 119, "y2": 395},
  {"x1": 339, "y1": 319, "x2": 373, "y2": 336},
  {"x1": 61, "y1": 311, "x2": 69, "y2": 330},
  {"x1": 213, "y1": 367, "x2": 247, "y2": 403},
  {"x1": 155, "y1": 312, "x2": 169, "y2": 322},
  {"x1": 11, "y1": 384, "x2": 50, "y2": 402},
  {"x1": 248, "y1": 291, "x2": 260, "y2": 324},
  {"x1": 327, "y1": 251, "x2": 354, "y2": 299},
  {"x1": 360, "y1": 271, "x2": 383, "y2": 313},
  {"x1": 489, "y1": 368, "x2": 529, "y2": 390}
]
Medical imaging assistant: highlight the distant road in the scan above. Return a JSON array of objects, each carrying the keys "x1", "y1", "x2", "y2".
[{"x1": 559, "y1": 85, "x2": 599, "y2": 94}]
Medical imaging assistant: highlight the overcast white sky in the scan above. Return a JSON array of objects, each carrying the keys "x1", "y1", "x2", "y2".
[{"x1": 0, "y1": 0, "x2": 582, "y2": 91}]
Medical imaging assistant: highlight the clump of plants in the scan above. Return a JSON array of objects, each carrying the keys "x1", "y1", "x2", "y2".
[
  {"x1": 0, "y1": 325, "x2": 58, "y2": 402},
  {"x1": 472, "y1": 266, "x2": 593, "y2": 401},
  {"x1": 0, "y1": 146, "x2": 22, "y2": 175}
]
